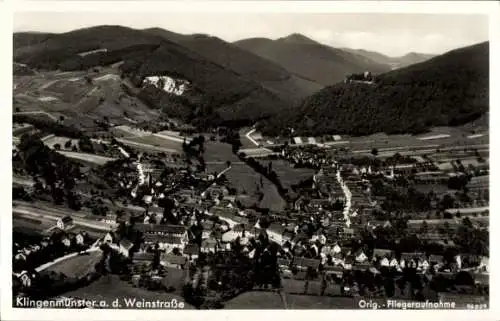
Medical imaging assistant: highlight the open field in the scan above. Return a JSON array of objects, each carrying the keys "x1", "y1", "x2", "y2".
[
  {"x1": 116, "y1": 138, "x2": 180, "y2": 154},
  {"x1": 221, "y1": 164, "x2": 287, "y2": 211},
  {"x1": 123, "y1": 134, "x2": 183, "y2": 152},
  {"x1": 224, "y1": 164, "x2": 264, "y2": 195},
  {"x1": 43, "y1": 136, "x2": 79, "y2": 149},
  {"x1": 58, "y1": 151, "x2": 116, "y2": 165},
  {"x1": 259, "y1": 159, "x2": 315, "y2": 190},
  {"x1": 13, "y1": 200, "x2": 118, "y2": 231},
  {"x1": 203, "y1": 142, "x2": 287, "y2": 210},
  {"x1": 414, "y1": 183, "x2": 451, "y2": 197},
  {"x1": 259, "y1": 184, "x2": 287, "y2": 212},
  {"x1": 204, "y1": 142, "x2": 240, "y2": 163},
  {"x1": 44, "y1": 250, "x2": 103, "y2": 278},
  {"x1": 224, "y1": 291, "x2": 285, "y2": 309},
  {"x1": 13, "y1": 215, "x2": 53, "y2": 234},
  {"x1": 63, "y1": 275, "x2": 193, "y2": 309}
]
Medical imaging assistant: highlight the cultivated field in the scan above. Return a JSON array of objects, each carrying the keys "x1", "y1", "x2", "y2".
[
  {"x1": 258, "y1": 184, "x2": 287, "y2": 212},
  {"x1": 13, "y1": 215, "x2": 53, "y2": 235},
  {"x1": 259, "y1": 159, "x2": 315, "y2": 190},
  {"x1": 123, "y1": 135, "x2": 183, "y2": 152},
  {"x1": 58, "y1": 151, "x2": 116, "y2": 165},
  {"x1": 116, "y1": 138, "x2": 180, "y2": 154},
  {"x1": 44, "y1": 250, "x2": 103, "y2": 279},
  {"x1": 64, "y1": 275, "x2": 193, "y2": 309},
  {"x1": 203, "y1": 142, "x2": 287, "y2": 211},
  {"x1": 204, "y1": 142, "x2": 240, "y2": 163},
  {"x1": 13, "y1": 67, "x2": 160, "y2": 131}
]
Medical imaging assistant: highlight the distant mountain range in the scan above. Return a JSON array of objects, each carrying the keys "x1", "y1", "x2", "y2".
[
  {"x1": 234, "y1": 34, "x2": 392, "y2": 86},
  {"x1": 340, "y1": 48, "x2": 436, "y2": 70},
  {"x1": 13, "y1": 26, "x2": 485, "y2": 135},
  {"x1": 258, "y1": 41, "x2": 489, "y2": 137}
]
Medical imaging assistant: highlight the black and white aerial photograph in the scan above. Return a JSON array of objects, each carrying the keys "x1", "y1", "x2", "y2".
[{"x1": 6, "y1": 1, "x2": 496, "y2": 316}]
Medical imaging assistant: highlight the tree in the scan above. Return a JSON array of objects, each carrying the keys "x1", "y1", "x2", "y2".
[
  {"x1": 371, "y1": 148, "x2": 379, "y2": 157},
  {"x1": 78, "y1": 136, "x2": 94, "y2": 153},
  {"x1": 53, "y1": 144, "x2": 61, "y2": 150},
  {"x1": 64, "y1": 140, "x2": 72, "y2": 149},
  {"x1": 419, "y1": 221, "x2": 429, "y2": 235}
]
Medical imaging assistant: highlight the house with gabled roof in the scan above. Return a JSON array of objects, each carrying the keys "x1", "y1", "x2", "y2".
[
  {"x1": 201, "y1": 239, "x2": 217, "y2": 253},
  {"x1": 372, "y1": 249, "x2": 394, "y2": 267},
  {"x1": 324, "y1": 265, "x2": 344, "y2": 278},
  {"x1": 355, "y1": 249, "x2": 368, "y2": 263},
  {"x1": 332, "y1": 252, "x2": 345, "y2": 266},
  {"x1": 293, "y1": 257, "x2": 321, "y2": 270},
  {"x1": 400, "y1": 252, "x2": 425, "y2": 269},
  {"x1": 160, "y1": 253, "x2": 187, "y2": 269},
  {"x1": 429, "y1": 254, "x2": 444, "y2": 266},
  {"x1": 57, "y1": 216, "x2": 74, "y2": 231},
  {"x1": 75, "y1": 232, "x2": 86, "y2": 246},
  {"x1": 343, "y1": 256, "x2": 354, "y2": 270},
  {"x1": 135, "y1": 223, "x2": 187, "y2": 238},
  {"x1": 278, "y1": 258, "x2": 291, "y2": 269},
  {"x1": 353, "y1": 263, "x2": 371, "y2": 271},
  {"x1": 103, "y1": 232, "x2": 114, "y2": 244},
  {"x1": 183, "y1": 243, "x2": 199, "y2": 260},
  {"x1": 119, "y1": 238, "x2": 134, "y2": 257},
  {"x1": 389, "y1": 257, "x2": 400, "y2": 270},
  {"x1": 143, "y1": 234, "x2": 186, "y2": 252},
  {"x1": 201, "y1": 221, "x2": 214, "y2": 239}
]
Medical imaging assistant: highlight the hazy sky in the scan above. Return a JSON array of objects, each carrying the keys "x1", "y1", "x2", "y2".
[{"x1": 14, "y1": 12, "x2": 488, "y2": 57}]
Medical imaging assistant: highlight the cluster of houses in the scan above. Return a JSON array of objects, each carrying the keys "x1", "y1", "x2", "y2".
[
  {"x1": 13, "y1": 218, "x2": 93, "y2": 274},
  {"x1": 277, "y1": 245, "x2": 489, "y2": 286}
]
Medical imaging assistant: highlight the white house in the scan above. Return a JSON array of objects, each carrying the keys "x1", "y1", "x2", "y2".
[
  {"x1": 119, "y1": 238, "x2": 134, "y2": 257},
  {"x1": 380, "y1": 257, "x2": 390, "y2": 267},
  {"x1": 355, "y1": 251, "x2": 368, "y2": 263},
  {"x1": 75, "y1": 233, "x2": 85, "y2": 245},
  {"x1": 17, "y1": 271, "x2": 32, "y2": 288},
  {"x1": 389, "y1": 258, "x2": 400, "y2": 269},
  {"x1": 103, "y1": 232, "x2": 113, "y2": 244},
  {"x1": 222, "y1": 230, "x2": 240, "y2": 243},
  {"x1": 15, "y1": 253, "x2": 26, "y2": 261},
  {"x1": 57, "y1": 216, "x2": 73, "y2": 230},
  {"x1": 61, "y1": 236, "x2": 71, "y2": 248},
  {"x1": 418, "y1": 259, "x2": 430, "y2": 271},
  {"x1": 144, "y1": 234, "x2": 187, "y2": 253}
]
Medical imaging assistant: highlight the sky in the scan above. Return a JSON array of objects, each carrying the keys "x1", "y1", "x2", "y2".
[{"x1": 14, "y1": 12, "x2": 489, "y2": 57}]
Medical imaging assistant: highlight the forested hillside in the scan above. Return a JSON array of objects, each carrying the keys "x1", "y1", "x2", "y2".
[{"x1": 258, "y1": 42, "x2": 489, "y2": 137}]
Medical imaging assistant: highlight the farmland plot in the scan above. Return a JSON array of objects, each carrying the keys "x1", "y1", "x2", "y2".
[{"x1": 259, "y1": 159, "x2": 315, "y2": 190}]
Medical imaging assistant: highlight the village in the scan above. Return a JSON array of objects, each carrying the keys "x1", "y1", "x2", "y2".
[{"x1": 12, "y1": 116, "x2": 490, "y2": 308}]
